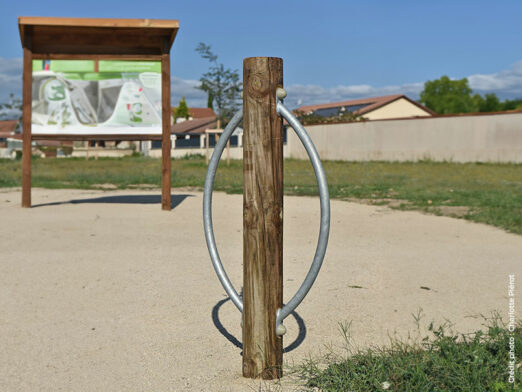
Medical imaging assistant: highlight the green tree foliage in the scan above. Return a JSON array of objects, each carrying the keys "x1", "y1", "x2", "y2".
[
  {"x1": 173, "y1": 96, "x2": 190, "y2": 121},
  {"x1": 473, "y1": 93, "x2": 501, "y2": 112},
  {"x1": 420, "y1": 76, "x2": 475, "y2": 114},
  {"x1": 206, "y1": 91, "x2": 214, "y2": 109},
  {"x1": 482, "y1": 93, "x2": 501, "y2": 112},
  {"x1": 195, "y1": 42, "x2": 242, "y2": 126},
  {"x1": 501, "y1": 98, "x2": 522, "y2": 111},
  {"x1": 420, "y1": 76, "x2": 522, "y2": 114}
]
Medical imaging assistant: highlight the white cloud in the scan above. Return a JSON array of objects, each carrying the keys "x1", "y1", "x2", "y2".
[
  {"x1": 283, "y1": 62, "x2": 522, "y2": 108},
  {"x1": 1, "y1": 57, "x2": 522, "y2": 111},
  {"x1": 0, "y1": 107, "x2": 21, "y2": 120},
  {"x1": 170, "y1": 76, "x2": 207, "y2": 108},
  {"x1": 0, "y1": 57, "x2": 22, "y2": 101},
  {"x1": 284, "y1": 82, "x2": 425, "y2": 108},
  {"x1": 468, "y1": 61, "x2": 522, "y2": 98}
]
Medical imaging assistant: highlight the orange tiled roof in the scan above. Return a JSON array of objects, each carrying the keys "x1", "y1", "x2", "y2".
[
  {"x1": 171, "y1": 116, "x2": 217, "y2": 135},
  {"x1": 0, "y1": 120, "x2": 18, "y2": 136},
  {"x1": 296, "y1": 94, "x2": 434, "y2": 116}
]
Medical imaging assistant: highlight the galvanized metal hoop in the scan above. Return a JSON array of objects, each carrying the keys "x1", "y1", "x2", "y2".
[
  {"x1": 203, "y1": 94, "x2": 330, "y2": 335},
  {"x1": 275, "y1": 97, "x2": 330, "y2": 334},
  {"x1": 203, "y1": 109, "x2": 244, "y2": 313}
]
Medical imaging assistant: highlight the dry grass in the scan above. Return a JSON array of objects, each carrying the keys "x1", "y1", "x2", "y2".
[{"x1": 1, "y1": 156, "x2": 521, "y2": 234}]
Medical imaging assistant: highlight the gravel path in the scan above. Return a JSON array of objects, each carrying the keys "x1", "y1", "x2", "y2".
[{"x1": 1, "y1": 188, "x2": 520, "y2": 391}]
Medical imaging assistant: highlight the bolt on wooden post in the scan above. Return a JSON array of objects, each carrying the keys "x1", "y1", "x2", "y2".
[{"x1": 242, "y1": 57, "x2": 284, "y2": 379}]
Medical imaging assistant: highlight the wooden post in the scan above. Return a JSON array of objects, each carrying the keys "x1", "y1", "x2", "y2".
[
  {"x1": 21, "y1": 35, "x2": 32, "y2": 208},
  {"x1": 161, "y1": 41, "x2": 172, "y2": 211},
  {"x1": 242, "y1": 57, "x2": 284, "y2": 379}
]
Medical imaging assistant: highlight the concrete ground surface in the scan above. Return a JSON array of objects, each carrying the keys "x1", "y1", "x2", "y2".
[{"x1": 1, "y1": 188, "x2": 520, "y2": 391}]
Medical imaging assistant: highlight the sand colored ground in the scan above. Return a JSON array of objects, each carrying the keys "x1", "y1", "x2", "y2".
[{"x1": 1, "y1": 188, "x2": 520, "y2": 391}]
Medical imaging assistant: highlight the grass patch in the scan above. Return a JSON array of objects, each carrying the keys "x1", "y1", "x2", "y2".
[
  {"x1": 297, "y1": 313, "x2": 521, "y2": 391},
  {"x1": 291, "y1": 159, "x2": 522, "y2": 234},
  {"x1": 0, "y1": 157, "x2": 521, "y2": 234}
]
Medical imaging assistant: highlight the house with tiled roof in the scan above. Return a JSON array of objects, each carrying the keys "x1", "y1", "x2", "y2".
[
  {"x1": 171, "y1": 116, "x2": 217, "y2": 135},
  {"x1": 0, "y1": 120, "x2": 19, "y2": 150},
  {"x1": 0, "y1": 120, "x2": 23, "y2": 158},
  {"x1": 168, "y1": 107, "x2": 218, "y2": 149},
  {"x1": 145, "y1": 106, "x2": 243, "y2": 157},
  {"x1": 296, "y1": 94, "x2": 434, "y2": 121},
  {"x1": 0, "y1": 119, "x2": 18, "y2": 137}
]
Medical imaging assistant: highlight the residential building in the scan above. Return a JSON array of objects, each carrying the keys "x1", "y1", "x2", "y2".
[{"x1": 296, "y1": 94, "x2": 434, "y2": 120}]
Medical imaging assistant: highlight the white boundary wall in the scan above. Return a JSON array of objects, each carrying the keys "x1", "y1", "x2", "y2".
[{"x1": 286, "y1": 112, "x2": 522, "y2": 163}]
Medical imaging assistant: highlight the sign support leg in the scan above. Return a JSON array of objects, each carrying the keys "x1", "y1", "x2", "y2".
[{"x1": 161, "y1": 44, "x2": 172, "y2": 211}]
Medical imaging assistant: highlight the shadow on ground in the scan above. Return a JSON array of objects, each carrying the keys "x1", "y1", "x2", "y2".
[
  {"x1": 33, "y1": 194, "x2": 193, "y2": 210},
  {"x1": 211, "y1": 297, "x2": 307, "y2": 354}
]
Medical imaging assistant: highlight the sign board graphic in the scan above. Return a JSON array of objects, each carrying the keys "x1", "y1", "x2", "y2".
[{"x1": 31, "y1": 60, "x2": 162, "y2": 135}]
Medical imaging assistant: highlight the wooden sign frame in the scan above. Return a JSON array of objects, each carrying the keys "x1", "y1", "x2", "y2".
[{"x1": 18, "y1": 16, "x2": 179, "y2": 210}]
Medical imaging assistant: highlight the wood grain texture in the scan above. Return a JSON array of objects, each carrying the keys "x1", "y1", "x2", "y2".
[
  {"x1": 22, "y1": 41, "x2": 32, "y2": 208},
  {"x1": 161, "y1": 48, "x2": 172, "y2": 211},
  {"x1": 242, "y1": 57, "x2": 284, "y2": 379},
  {"x1": 18, "y1": 17, "x2": 179, "y2": 53},
  {"x1": 18, "y1": 16, "x2": 179, "y2": 28}
]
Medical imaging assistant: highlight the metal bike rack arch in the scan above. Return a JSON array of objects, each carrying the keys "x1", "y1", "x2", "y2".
[{"x1": 203, "y1": 90, "x2": 330, "y2": 335}]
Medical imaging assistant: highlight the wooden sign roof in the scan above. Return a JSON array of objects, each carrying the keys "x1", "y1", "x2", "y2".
[{"x1": 18, "y1": 16, "x2": 179, "y2": 56}]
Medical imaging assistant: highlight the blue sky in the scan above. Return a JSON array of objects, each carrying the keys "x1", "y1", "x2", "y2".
[{"x1": 1, "y1": 0, "x2": 522, "y2": 108}]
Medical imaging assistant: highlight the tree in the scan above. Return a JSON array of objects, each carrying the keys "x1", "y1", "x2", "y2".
[
  {"x1": 420, "y1": 75, "x2": 522, "y2": 114},
  {"x1": 206, "y1": 91, "x2": 214, "y2": 109},
  {"x1": 501, "y1": 98, "x2": 522, "y2": 111},
  {"x1": 195, "y1": 42, "x2": 242, "y2": 126},
  {"x1": 473, "y1": 93, "x2": 501, "y2": 112},
  {"x1": 420, "y1": 76, "x2": 475, "y2": 114},
  {"x1": 173, "y1": 96, "x2": 190, "y2": 121}
]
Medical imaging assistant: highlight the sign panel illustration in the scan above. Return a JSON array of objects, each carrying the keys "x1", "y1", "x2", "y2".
[{"x1": 31, "y1": 60, "x2": 162, "y2": 135}]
